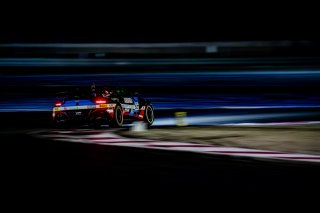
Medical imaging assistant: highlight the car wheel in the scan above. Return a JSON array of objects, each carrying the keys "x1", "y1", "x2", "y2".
[
  {"x1": 109, "y1": 105, "x2": 123, "y2": 127},
  {"x1": 144, "y1": 105, "x2": 154, "y2": 126}
]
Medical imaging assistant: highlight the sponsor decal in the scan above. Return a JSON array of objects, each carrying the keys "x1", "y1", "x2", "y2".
[
  {"x1": 133, "y1": 97, "x2": 139, "y2": 110},
  {"x1": 121, "y1": 104, "x2": 135, "y2": 109},
  {"x1": 97, "y1": 104, "x2": 107, "y2": 108},
  {"x1": 57, "y1": 105, "x2": 93, "y2": 111},
  {"x1": 56, "y1": 103, "x2": 117, "y2": 111},
  {"x1": 124, "y1": 97, "x2": 133, "y2": 104},
  {"x1": 95, "y1": 103, "x2": 116, "y2": 108}
]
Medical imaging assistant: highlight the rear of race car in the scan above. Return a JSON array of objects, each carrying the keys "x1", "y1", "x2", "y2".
[
  {"x1": 52, "y1": 97, "x2": 117, "y2": 127},
  {"x1": 52, "y1": 86, "x2": 154, "y2": 128}
]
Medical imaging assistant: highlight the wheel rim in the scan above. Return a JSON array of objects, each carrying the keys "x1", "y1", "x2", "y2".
[
  {"x1": 116, "y1": 107, "x2": 123, "y2": 125},
  {"x1": 146, "y1": 106, "x2": 154, "y2": 124}
]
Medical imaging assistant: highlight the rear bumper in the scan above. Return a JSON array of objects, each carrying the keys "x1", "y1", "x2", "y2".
[
  {"x1": 53, "y1": 109, "x2": 107, "y2": 123},
  {"x1": 52, "y1": 104, "x2": 116, "y2": 124}
]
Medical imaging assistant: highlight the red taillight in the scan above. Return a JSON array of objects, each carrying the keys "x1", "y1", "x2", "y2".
[
  {"x1": 55, "y1": 102, "x2": 62, "y2": 107},
  {"x1": 95, "y1": 98, "x2": 107, "y2": 104}
]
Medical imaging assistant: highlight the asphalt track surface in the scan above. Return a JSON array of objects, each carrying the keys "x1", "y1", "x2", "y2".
[
  {"x1": 1, "y1": 113, "x2": 320, "y2": 198},
  {"x1": 32, "y1": 128, "x2": 320, "y2": 163}
]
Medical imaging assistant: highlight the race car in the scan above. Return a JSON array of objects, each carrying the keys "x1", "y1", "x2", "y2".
[{"x1": 52, "y1": 85, "x2": 154, "y2": 128}]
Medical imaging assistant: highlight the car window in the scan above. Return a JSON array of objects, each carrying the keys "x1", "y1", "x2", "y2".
[{"x1": 59, "y1": 88, "x2": 92, "y2": 100}]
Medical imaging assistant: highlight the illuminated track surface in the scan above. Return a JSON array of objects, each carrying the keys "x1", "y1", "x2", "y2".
[
  {"x1": 1, "y1": 126, "x2": 320, "y2": 195},
  {"x1": 31, "y1": 128, "x2": 320, "y2": 163}
]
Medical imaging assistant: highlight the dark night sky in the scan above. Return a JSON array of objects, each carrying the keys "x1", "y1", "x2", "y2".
[
  {"x1": 0, "y1": 10, "x2": 318, "y2": 43},
  {"x1": 1, "y1": 1, "x2": 317, "y2": 43},
  {"x1": 0, "y1": 23, "x2": 317, "y2": 43}
]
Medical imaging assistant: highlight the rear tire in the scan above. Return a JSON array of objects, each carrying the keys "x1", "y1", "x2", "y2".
[
  {"x1": 144, "y1": 105, "x2": 154, "y2": 127},
  {"x1": 109, "y1": 105, "x2": 123, "y2": 127}
]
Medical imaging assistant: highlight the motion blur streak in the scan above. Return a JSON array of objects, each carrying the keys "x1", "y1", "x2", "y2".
[
  {"x1": 154, "y1": 112, "x2": 320, "y2": 126},
  {"x1": 1, "y1": 69, "x2": 320, "y2": 124},
  {"x1": 1, "y1": 57, "x2": 320, "y2": 67}
]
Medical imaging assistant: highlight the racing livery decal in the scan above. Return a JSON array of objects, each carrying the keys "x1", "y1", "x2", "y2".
[{"x1": 52, "y1": 85, "x2": 154, "y2": 128}]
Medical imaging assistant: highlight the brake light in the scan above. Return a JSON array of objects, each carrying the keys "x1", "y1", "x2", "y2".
[
  {"x1": 95, "y1": 98, "x2": 107, "y2": 104},
  {"x1": 55, "y1": 102, "x2": 62, "y2": 107}
]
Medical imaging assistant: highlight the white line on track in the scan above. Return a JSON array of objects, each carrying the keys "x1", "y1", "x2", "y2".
[{"x1": 30, "y1": 129, "x2": 320, "y2": 163}]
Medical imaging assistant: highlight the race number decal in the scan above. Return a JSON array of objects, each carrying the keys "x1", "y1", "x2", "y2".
[
  {"x1": 135, "y1": 104, "x2": 139, "y2": 110},
  {"x1": 133, "y1": 96, "x2": 139, "y2": 110},
  {"x1": 124, "y1": 97, "x2": 133, "y2": 104}
]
